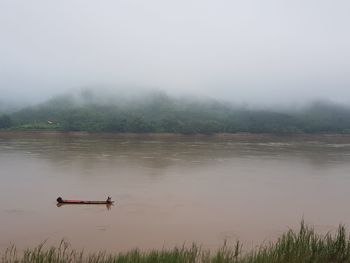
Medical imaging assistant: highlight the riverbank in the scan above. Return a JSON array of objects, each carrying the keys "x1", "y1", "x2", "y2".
[
  {"x1": 2, "y1": 130, "x2": 350, "y2": 143},
  {"x1": 2, "y1": 222, "x2": 349, "y2": 263}
]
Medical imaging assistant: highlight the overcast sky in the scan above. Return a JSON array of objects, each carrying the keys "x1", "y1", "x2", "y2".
[{"x1": 0, "y1": 0, "x2": 349, "y2": 106}]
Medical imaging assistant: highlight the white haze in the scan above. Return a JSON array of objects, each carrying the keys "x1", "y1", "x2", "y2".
[{"x1": 0, "y1": 0, "x2": 349, "y2": 108}]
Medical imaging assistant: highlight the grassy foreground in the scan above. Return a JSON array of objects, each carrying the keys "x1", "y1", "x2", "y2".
[{"x1": 2, "y1": 222, "x2": 350, "y2": 263}]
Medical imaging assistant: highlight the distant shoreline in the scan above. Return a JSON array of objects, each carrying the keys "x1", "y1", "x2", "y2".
[{"x1": 1, "y1": 130, "x2": 350, "y2": 141}]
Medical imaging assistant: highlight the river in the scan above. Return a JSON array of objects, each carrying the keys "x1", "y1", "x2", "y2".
[{"x1": 1, "y1": 133, "x2": 350, "y2": 252}]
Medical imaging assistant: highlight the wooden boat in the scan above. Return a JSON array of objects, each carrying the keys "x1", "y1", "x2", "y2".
[{"x1": 56, "y1": 196, "x2": 114, "y2": 205}]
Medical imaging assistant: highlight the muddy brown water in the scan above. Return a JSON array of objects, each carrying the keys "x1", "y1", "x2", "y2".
[{"x1": 1, "y1": 133, "x2": 350, "y2": 252}]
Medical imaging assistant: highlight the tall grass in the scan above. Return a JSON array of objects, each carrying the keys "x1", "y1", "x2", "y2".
[{"x1": 2, "y1": 221, "x2": 350, "y2": 263}]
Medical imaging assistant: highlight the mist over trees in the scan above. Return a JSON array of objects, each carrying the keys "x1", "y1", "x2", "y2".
[
  {"x1": 0, "y1": 115, "x2": 12, "y2": 129},
  {"x1": 2, "y1": 91, "x2": 350, "y2": 134}
]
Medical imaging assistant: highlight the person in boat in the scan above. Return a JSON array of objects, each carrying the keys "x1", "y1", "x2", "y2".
[{"x1": 56, "y1": 196, "x2": 113, "y2": 204}]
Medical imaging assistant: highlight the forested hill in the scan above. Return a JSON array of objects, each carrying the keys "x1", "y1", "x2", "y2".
[{"x1": 1, "y1": 93, "x2": 350, "y2": 134}]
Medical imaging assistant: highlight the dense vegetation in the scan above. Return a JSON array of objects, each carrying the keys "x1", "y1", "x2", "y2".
[
  {"x1": 1, "y1": 92, "x2": 350, "y2": 134},
  {"x1": 2, "y1": 222, "x2": 350, "y2": 263}
]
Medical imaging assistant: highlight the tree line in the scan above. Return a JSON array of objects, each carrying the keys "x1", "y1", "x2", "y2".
[{"x1": 1, "y1": 94, "x2": 350, "y2": 134}]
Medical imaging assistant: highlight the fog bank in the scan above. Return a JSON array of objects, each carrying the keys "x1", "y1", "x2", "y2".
[{"x1": 1, "y1": 0, "x2": 350, "y2": 106}]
